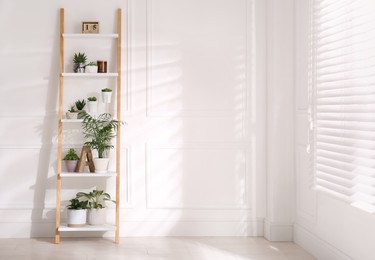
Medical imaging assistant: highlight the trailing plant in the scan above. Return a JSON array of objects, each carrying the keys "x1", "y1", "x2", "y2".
[
  {"x1": 101, "y1": 88, "x2": 112, "y2": 92},
  {"x1": 88, "y1": 96, "x2": 97, "y2": 102},
  {"x1": 76, "y1": 189, "x2": 115, "y2": 209},
  {"x1": 73, "y1": 52, "x2": 87, "y2": 64},
  {"x1": 63, "y1": 148, "x2": 80, "y2": 160},
  {"x1": 81, "y1": 112, "x2": 123, "y2": 158},
  {"x1": 67, "y1": 198, "x2": 88, "y2": 210},
  {"x1": 75, "y1": 99, "x2": 86, "y2": 110}
]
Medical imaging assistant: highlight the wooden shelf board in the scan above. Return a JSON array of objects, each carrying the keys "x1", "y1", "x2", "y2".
[
  {"x1": 60, "y1": 172, "x2": 116, "y2": 177},
  {"x1": 63, "y1": 33, "x2": 118, "y2": 39},
  {"x1": 62, "y1": 73, "x2": 118, "y2": 77},
  {"x1": 59, "y1": 224, "x2": 116, "y2": 232}
]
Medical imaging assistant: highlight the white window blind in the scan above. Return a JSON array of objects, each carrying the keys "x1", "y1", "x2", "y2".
[{"x1": 311, "y1": 0, "x2": 375, "y2": 213}]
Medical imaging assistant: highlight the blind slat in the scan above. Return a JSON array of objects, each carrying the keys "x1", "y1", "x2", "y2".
[{"x1": 312, "y1": 0, "x2": 375, "y2": 212}]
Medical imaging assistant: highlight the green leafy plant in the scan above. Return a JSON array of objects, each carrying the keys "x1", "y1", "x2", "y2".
[
  {"x1": 73, "y1": 52, "x2": 87, "y2": 64},
  {"x1": 81, "y1": 112, "x2": 123, "y2": 158},
  {"x1": 101, "y1": 88, "x2": 112, "y2": 92},
  {"x1": 75, "y1": 99, "x2": 86, "y2": 110},
  {"x1": 68, "y1": 105, "x2": 77, "y2": 113},
  {"x1": 63, "y1": 148, "x2": 80, "y2": 160},
  {"x1": 87, "y1": 96, "x2": 97, "y2": 102},
  {"x1": 67, "y1": 198, "x2": 88, "y2": 210},
  {"x1": 76, "y1": 189, "x2": 115, "y2": 209},
  {"x1": 86, "y1": 61, "x2": 97, "y2": 66}
]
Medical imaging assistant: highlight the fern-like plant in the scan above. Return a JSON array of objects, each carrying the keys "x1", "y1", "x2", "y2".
[{"x1": 81, "y1": 112, "x2": 123, "y2": 158}]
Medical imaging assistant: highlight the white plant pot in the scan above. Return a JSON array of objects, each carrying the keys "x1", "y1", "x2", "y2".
[
  {"x1": 88, "y1": 208, "x2": 106, "y2": 225},
  {"x1": 66, "y1": 111, "x2": 79, "y2": 119},
  {"x1": 87, "y1": 101, "x2": 98, "y2": 115},
  {"x1": 93, "y1": 158, "x2": 109, "y2": 173},
  {"x1": 65, "y1": 160, "x2": 78, "y2": 172},
  {"x1": 85, "y1": 65, "x2": 98, "y2": 73},
  {"x1": 101, "y1": 92, "x2": 112, "y2": 103},
  {"x1": 74, "y1": 63, "x2": 85, "y2": 73},
  {"x1": 67, "y1": 209, "x2": 87, "y2": 227}
]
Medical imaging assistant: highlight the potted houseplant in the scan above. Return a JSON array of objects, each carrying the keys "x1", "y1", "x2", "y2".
[
  {"x1": 85, "y1": 61, "x2": 98, "y2": 73},
  {"x1": 75, "y1": 99, "x2": 86, "y2": 118},
  {"x1": 73, "y1": 52, "x2": 87, "y2": 73},
  {"x1": 66, "y1": 105, "x2": 79, "y2": 119},
  {"x1": 66, "y1": 198, "x2": 88, "y2": 227},
  {"x1": 101, "y1": 88, "x2": 112, "y2": 103},
  {"x1": 65, "y1": 99, "x2": 86, "y2": 119},
  {"x1": 81, "y1": 112, "x2": 123, "y2": 173},
  {"x1": 87, "y1": 96, "x2": 98, "y2": 115},
  {"x1": 75, "y1": 99, "x2": 86, "y2": 111},
  {"x1": 76, "y1": 189, "x2": 115, "y2": 225},
  {"x1": 63, "y1": 148, "x2": 80, "y2": 172}
]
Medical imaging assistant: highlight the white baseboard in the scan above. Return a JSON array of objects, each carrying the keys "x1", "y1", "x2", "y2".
[
  {"x1": 294, "y1": 224, "x2": 354, "y2": 260},
  {"x1": 0, "y1": 220, "x2": 264, "y2": 238},
  {"x1": 263, "y1": 219, "x2": 293, "y2": 241},
  {"x1": 121, "y1": 220, "x2": 264, "y2": 237}
]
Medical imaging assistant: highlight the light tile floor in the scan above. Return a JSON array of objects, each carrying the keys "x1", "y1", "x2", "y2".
[{"x1": 0, "y1": 237, "x2": 316, "y2": 260}]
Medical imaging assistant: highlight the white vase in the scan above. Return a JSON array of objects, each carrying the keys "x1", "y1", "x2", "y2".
[
  {"x1": 67, "y1": 209, "x2": 87, "y2": 227},
  {"x1": 101, "y1": 92, "x2": 112, "y2": 103},
  {"x1": 85, "y1": 65, "x2": 98, "y2": 73},
  {"x1": 87, "y1": 101, "x2": 98, "y2": 115},
  {"x1": 88, "y1": 208, "x2": 106, "y2": 225},
  {"x1": 93, "y1": 158, "x2": 109, "y2": 173}
]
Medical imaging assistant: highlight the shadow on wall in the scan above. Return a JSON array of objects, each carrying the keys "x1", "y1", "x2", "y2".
[
  {"x1": 29, "y1": 9, "x2": 60, "y2": 238},
  {"x1": 124, "y1": 0, "x2": 257, "y2": 237}
]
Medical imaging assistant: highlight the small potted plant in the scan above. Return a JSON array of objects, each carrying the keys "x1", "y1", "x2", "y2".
[
  {"x1": 101, "y1": 88, "x2": 112, "y2": 103},
  {"x1": 66, "y1": 100, "x2": 86, "y2": 119},
  {"x1": 76, "y1": 189, "x2": 115, "y2": 225},
  {"x1": 66, "y1": 105, "x2": 79, "y2": 119},
  {"x1": 73, "y1": 52, "x2": 87, "y2": 73},
  {"x1": 75, "y1": 99, "x2": 86, "y2": 111},
  {"x1": 75, "y1": 99, "x2": 86, "y2": 118},
  {"x1": 87, "y1": 96, "x2": 98, "y2": 115},
  {"x1": 67, "y1": 197, "x2": 88, "y2": 227},
  {"x1": 63, "y1": 148, "x2": 80, "y2": 172},
  {"x1": 81, "y1": 112, "x2": 123, "y2": 173},
  {"x1": 85, "y1": 61, "x2": 98, "y2": 73}
]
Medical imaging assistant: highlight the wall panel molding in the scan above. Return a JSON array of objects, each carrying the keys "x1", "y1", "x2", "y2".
[
  {"x1": 146, "y1": 143, "x2": 251, "y2": 209},
  {"x1": 145, "y1": 0, "x2": 250, "y2": 118}
]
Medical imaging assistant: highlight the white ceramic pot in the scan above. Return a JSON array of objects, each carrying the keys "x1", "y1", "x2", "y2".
[
  {"x1": 74, "y1": 63, "x2": 85, "y2": 73},
  {"x1": 85, "y1": 65, "x2": 98, "y2": 73},
  {"x1": 65, "y1": 160, "x2": 78, "y2": 172},
  {"x1": 88, "y1": 208, "x2": 106, "y2": 225},
  {"x1": 67, "y1": 209, "x2": 87, "y2": 227},
  {"x1": 93, "y1": 158, "x2": 109, "y2": 173},
  {"x1": 101, "y1": 92, "x2": 112, "y2": 103},
  {"x1": 87, "y1": 101, "x2": 98, "y2": 115},
  {"x1": 66, "y1": 111, "x2": 79, "y2": 119}
]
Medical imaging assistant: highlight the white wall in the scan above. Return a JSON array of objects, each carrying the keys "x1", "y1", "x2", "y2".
[
  {"x1": 0, "y1": 0, "x2": 267, "y2": 237},
  {"x1": 294, "y1": 1, "x2": 375, "y2": 259},
  {"x1": 265, "y1": 0, "x2": 295, "y2": 241}
]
